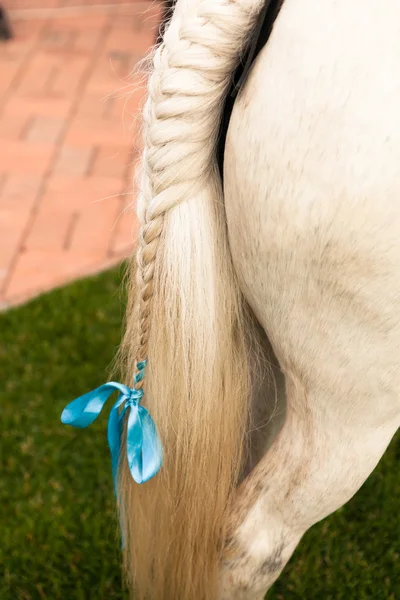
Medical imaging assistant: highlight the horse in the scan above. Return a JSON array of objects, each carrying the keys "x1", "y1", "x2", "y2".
[{"x1": 117, "y1": 0, "x2": 400, "y2": 597}]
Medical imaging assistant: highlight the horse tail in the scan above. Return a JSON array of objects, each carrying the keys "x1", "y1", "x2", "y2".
[{"x1": 118, "y1": 1, "x2": 265, "y2": 598}]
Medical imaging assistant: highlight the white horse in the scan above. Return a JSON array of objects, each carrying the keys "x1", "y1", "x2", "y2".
[{"x1": 117, "y1": 0, "x2": 400, "y2": 598}]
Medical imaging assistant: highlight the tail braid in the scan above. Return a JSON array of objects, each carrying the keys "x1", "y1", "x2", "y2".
[{"x1": 133, "y1": 0, "x2": 261, "y2": 385}]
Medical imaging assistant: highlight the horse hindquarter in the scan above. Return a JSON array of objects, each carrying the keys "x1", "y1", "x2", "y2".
[{"x1": 222, "y1": 0, "x2": 400, "y2": 596}]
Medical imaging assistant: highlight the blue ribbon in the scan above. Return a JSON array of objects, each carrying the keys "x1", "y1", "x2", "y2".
[{"x1": 61, "y1": 364, "x2": 163, "y2": 488}]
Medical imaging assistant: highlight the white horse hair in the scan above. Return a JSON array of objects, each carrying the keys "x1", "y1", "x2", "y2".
[{"x1": 117, "y1": 0, "x2": 400, "y2": 598}]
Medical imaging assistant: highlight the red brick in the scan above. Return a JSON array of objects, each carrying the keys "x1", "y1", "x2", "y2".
[
  {"x1": 106, "y1": 49, "x2": 142, "y2": 78},
  {"x1": 73, "y1": 29, "x2": 104, "y2": 54},
  {"x1": 53, "y1": 145, "x2": 94, "y2": 177},
  {"x1": 125, "y1": 152, "x2": 142, "y2": 186},
  {"x1": 3, "y1": 95, "x2": 73, "y2": 119},
  {"x1": 111, "y1": 11, "x2": 160, "y2": 37},
  {"x1": 0, "y1": 172, "x2": 42, "y2": 206},
  {"x1": 41, "y1": 28, "x2": 74, "y2": 52},
  {"x1": 116, "y1": 3, "x2": 162, "y2": 28},
  {"x1": 44, "y1": 174, "x2": 124, "y2": 210},
  {"x1": 4, "y1": 249, "x2": 127, "y2": 305},
  {"x1": 14, "y1": 49, "x2": 89, "y2": 99},
  {"x1": 24, "y1": 115, "x2": 65, "y2": 144},
  {"x1": 24, "y1": 204, "x2": 73, "y2": 252},
  {"x1": 47, "y1": 54, "x2": 92, "y2": 97},
  {"x1": 0, "y1": 272, "x2": 7, "y2": 297},
  {"x1": 0, "y1": 174, "x2": 41, "y2": 274},
  {"x1": 46, "y1": 14, "x2": 109, "y2": 33},
  {"x1": 24, "y1": 175, "x2": 124, "y2": 256},
  {"x1": 69, "y1": 195, "x2": 121, "y2": 255},
  {"x1": 0, "y1": 140, "x2": 53, "y2": 175},
  {"x1": 84, "y1": 55, "x2": 139, "y2": 96},
  {"x1": 0, "y1": 219, "x2": 27, "y2": 274},
  {"x1": 64, "y1": 116, "x2": 135, "y2": 147},
  {"x1": 16, "y1": 51, "x2": 59, "y2": 96},
  {"x1": 4, "y1": 1, "x2": 59, "y2": 9},
  {"x1": 105, "y1": 28, "x2": 154, "y2": 56},
  {"x1": 75, "y1": 85, "x2": 145, "y2": 127},
  {"x1": 90, "y1": 145, "x2": 132, "y2": 179},
  {"x1": 110, "y1": 202, "x2": 138, "y2": 256},
  {"x1": 5, "y1": 249, "x2": 101, "y2": 300},
  {"x1": 74, "y1": 94, "x2": 110, "y2": 120},
  {"x1": 0, "y1": 61, "x2": 23, "y2": 93},
  {"x1": 107, "y1": 76, "x2": 147, "y2": 124},
  {"x1": 0, "y1": 114, "x2": 29, "y2": 141}
]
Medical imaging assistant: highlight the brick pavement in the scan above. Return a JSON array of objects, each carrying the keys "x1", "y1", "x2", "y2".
[{"x1": 0, "y1": 1, "x2": 160, "y2": 308}]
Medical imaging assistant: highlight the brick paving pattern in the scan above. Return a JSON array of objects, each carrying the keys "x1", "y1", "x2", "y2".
[{"x1": 0, "y1": 1, "x2": 160, "y2": 308}]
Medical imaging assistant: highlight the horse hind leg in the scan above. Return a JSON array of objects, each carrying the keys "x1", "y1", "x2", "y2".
[
  {"x1": 242, "y1": 330, "x2": 287, "y2": 480},
  {"x1": 220, "y1": 363, "x2": 399, "y2": 598}
]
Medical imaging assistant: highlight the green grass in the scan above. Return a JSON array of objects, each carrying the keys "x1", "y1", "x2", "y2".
[{"x1": 0, "y1": 266, "x2": 399, "y2": 599}]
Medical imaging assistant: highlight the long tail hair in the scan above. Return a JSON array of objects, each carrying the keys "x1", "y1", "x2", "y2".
[{"x1": 118, "y1": 0, "x2": 265, "y2": 597}]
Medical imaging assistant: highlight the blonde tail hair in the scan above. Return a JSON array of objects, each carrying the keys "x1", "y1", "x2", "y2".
[{"x1": 119, "y1": 0, "x2": 265, "y2": 598}]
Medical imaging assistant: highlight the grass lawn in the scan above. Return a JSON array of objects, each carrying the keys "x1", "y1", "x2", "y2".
[{"x1": 0, "y1": 266, "x2": 399, "y2": 599}]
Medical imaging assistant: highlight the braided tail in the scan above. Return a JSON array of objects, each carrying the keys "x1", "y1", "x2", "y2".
[{"x1": 118, "y1": 1, "x2": 265, "y2": 598}]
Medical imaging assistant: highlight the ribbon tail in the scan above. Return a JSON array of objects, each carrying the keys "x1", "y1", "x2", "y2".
[
  {"x1": 107, "y1": 399, "x2": 127, "y2": 493},
  {"x1": 126, "y1": 405, "x2": 163, "y2": 484},
  {"x1": 139, "y1": 407, "x2": 163, "y2": 483},
  {"x1": 61, "y1": 381, "x2": 131, "y2": 428},
  {"x1": 125, "y1": 403, "x2": 144, "y2": 484}
]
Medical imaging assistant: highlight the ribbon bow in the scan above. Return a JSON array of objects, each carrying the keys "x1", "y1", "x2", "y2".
[{"x1": 61, "y1": 364, "x2": 163, "y2": 488}]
